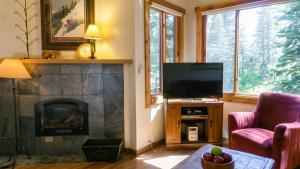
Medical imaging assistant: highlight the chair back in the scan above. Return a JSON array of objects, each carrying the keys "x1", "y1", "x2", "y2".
[{"x1": 253, "y1": 92, "x2": 300, "y2": 131}]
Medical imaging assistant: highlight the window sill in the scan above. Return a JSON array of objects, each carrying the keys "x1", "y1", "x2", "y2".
[
  {"x1": 151, "y1": 94, "x2": 164, "y2": 106},
  {"x1": 221, "y1": 93, "x2": 258, "y2": 105}
]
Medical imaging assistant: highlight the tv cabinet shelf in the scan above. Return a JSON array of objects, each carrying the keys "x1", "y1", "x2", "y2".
[
  {"x1": 181, "y1": 115, "x2": 208, "y2": 120},
  {"x1": 165, "y1": 99, "x2": 223, "y2": 149}
]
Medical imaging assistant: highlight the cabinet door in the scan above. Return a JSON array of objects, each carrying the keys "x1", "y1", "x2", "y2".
[
  {"x1": 208, "y1": 104, "x2": 223, "y2": 143},
  {"x1": 166, "y1": 104, "x2": 181, "y2": 144}
]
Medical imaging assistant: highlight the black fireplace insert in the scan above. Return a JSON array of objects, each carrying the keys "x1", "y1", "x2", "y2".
[{"x1": 34, "y1": 98, "x2": 89, "y2": 136}]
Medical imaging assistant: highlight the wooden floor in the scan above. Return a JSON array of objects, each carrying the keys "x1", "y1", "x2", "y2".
[{"x1": 14, "y1": 145, "x2": 196, "y2": 169}]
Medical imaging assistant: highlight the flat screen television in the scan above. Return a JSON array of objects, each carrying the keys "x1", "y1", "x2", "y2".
[{"x1": 163, "y1": 63, "x2": 223, "y2": 99}]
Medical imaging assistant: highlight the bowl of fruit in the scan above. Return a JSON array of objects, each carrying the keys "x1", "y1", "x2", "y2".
[{"x1": 201, "y1": 146, "x2": 234, "y2": 169}]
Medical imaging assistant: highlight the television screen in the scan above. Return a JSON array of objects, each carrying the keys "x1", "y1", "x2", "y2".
[{"x1": 163, "y1": 63, "x2": 223, "y2": 99}]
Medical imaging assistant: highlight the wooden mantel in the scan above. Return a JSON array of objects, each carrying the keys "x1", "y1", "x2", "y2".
[{"x1": 17, "y1": 58, "x2": 133, "y2": 64}]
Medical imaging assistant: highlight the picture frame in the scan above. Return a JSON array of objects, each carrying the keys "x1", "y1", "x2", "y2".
[{"x1": 40, "y1": 0, "x2": 95, "y2": 50}]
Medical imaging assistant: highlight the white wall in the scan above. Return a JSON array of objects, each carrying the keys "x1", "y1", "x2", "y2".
[
  {"x1": 133, "y1": 0, "x2": 188, "y2": 150},
  {"x1": 133, "y1": 0, "x2": 259, "y2": 148},
  {"x1": 0, "y1": 0, "x2": 42, "y2": 58},
  {"x1": 0, "y1": 0, "x2": 135, "y2": 59},
  {"x1": 0, "y1": 0, "x2": 258, "y2": 150},
  {"x1": 0, "y1": 0, "x2": 137, "y2": 149}
]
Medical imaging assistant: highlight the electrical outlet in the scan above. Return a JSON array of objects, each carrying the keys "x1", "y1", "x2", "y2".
[{"x1": 45, "y1": 137, "x2": 54, "y2": 143}]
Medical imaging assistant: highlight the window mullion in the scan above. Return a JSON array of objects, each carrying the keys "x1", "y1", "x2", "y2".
[
  {"x1": 233, "y1": 10, "x2": 240, "y2": 96},
  {"x1": 161, "y1": 12, "x2": 166, "y2": 63},
  {"x1": 174, "y1": 16, "x2": 178, "y2": 63},
  {"x1": 160, "y1": 11, "x2": 166, "y2": 94},
  {"x1": 201, "y1": 15, "x2": 207, "y2": 63}
]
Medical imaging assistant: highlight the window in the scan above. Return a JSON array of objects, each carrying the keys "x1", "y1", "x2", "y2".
[
  {"x1": 206, "y1": 11, "x2": 235, "y2": 93},
  {"x1": 238, "y1": 3, "x2": 291, "y2": 94},
  {"x1": 200, "y1": 0, "x2": 300, "y2": 96},
  {"x1": 150, "y1": 9, "x2": 162, "y2": 94},
  {"x1": 145, "y1": 0, "x2": 185, "y2": 107},
  {"x1": 166, "y1": 14, "x2": 176, "y2": 63}
]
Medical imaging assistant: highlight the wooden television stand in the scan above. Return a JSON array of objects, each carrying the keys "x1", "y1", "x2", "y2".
[{"x1": 165, "y1": 99, "x2": 223, "y2": 149}]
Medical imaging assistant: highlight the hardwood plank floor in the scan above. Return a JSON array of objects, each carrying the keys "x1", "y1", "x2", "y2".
[{"x1": 14, "y1": 145, "x2": 196, "y2": 169}]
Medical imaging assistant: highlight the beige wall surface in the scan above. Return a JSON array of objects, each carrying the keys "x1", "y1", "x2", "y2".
[
  {"x1": 0, "y1": 0, "x2": 134, "y2": 59},
  {"x1": 0, "y1": 0, "x2": 136, "y2": 149},
  {"x1": 0, "y1": 0, "x2": 258, "y2": 150},
  {"x1": 133, "y1": 0, "x2": 188, "y2": 150}
]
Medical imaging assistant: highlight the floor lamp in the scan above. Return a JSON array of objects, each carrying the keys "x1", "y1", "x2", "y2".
[{"x1": 0, "y1": 59, "x2": 32, "y2": 168}]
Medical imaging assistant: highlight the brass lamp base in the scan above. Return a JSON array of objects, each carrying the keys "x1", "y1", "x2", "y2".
[{"x1": 89, "y1": 40, "x2": 96, "y2": 59}]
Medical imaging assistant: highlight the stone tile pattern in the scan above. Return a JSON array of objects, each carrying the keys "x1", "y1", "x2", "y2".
[{"x1": 0, "y1": 64, "x2": 124, "y2": 155}]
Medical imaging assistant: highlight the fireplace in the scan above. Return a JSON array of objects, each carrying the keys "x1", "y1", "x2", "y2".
[{"x1": 34, "y1": 98, "x2": 89, "y2": 136}]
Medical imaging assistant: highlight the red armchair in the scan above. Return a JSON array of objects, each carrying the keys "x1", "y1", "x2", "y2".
[{"x1": 228, "y1": 92, "x2": 300, "y2": 169}]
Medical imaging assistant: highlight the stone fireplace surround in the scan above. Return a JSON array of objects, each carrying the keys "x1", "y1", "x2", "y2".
[{"x1": 0, "y1": 64, "x2": 124, "y2": 156}]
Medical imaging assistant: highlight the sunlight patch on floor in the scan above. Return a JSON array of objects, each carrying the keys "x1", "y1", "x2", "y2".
[{"x1": 143, "y1": 155, "x2": 189, "y2": 169}]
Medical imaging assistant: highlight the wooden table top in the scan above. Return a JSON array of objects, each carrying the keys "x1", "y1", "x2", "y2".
[{"x1": 173, "y1": 144, "x2": 274, "y2": 169}]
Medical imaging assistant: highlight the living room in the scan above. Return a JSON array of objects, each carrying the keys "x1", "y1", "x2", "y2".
[{"x1": 0, "y1": 0, "x2": 299, "y2": 169}]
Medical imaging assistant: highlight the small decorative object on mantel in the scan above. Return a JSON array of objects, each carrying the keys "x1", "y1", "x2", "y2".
[
  {"x1": 77, "y1": 43, "x2": 91, "y2": 59},
  {"x1": 42, "y1": 50, "x2": 58, "y2": 59},
  {"x1": 84, "y1": 24, "x2": 102, "y2": 59},
  {"x1": 14, "y1": 0, "x2": 39, "y2": 59}
]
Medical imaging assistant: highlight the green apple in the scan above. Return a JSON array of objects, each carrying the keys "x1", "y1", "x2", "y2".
[{"x1": 211, "y1": 146, "x2": 222, "y2": 156}]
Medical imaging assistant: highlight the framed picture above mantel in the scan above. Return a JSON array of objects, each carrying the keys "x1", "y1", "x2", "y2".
[{"x1": 40, "y1": 0, "x2": 95, "y2": 50}]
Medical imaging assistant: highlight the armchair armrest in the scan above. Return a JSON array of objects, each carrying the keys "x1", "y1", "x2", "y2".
[
  {"x1": 228, "y1": 111, "x2": 255, "y2": 132},
  {"x1": 273, "y1": 122, "x2": 300, "y2": 169},
  {"x1": 228, "y1": 112, "x2": 255, "y2": 148}
]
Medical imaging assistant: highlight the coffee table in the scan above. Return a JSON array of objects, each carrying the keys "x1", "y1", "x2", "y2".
[{"x1": 173, "y1": 144, "x2": 274, "y2": 169}]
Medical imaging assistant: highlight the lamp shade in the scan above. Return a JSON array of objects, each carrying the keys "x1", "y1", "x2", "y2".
[
  {"x1": 0, "y1": 59, "x2": 31, "y2": 79},
  {"x1": 84, "y1": 24, "x2": 102, "y2": 40}
]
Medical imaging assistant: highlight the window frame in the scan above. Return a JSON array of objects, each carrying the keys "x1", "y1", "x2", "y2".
[
  {"x1": 145, "y1": 0, "x2": 185, "y2": 108},
  {"x1": 196, "y1": 0, "x2": 293, "y2": 104},
  {"x1": 149, "y1": 8, "x2": 163, "y2": 98}
]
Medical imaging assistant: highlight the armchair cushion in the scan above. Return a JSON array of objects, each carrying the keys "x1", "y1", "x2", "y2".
[
  {"x1": 253, "y1": 92, "x2": 300, "y2": 131},
  {"x1": 228, "y1": 111, "x2": 255, "y2": 133},
  {"x1": 228, "y1": 111, "x2": 255, "y2": 147},
  {"x1": 231, "y1": 128, "x2": 273, "y2": 157}
]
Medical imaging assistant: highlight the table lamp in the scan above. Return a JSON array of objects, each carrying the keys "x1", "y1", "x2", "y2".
[
  {"x1": 0, "y1": 59, "x2": 31, "y2": 167},
  {"x1": 84, "y1": 24, "x2": 102, "y2": 59}
]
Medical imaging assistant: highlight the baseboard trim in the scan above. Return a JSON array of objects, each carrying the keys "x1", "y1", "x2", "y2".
[
  {"x1": 136, "y1": 139, "x2": 164, "y2": 155},
  {"x1": 125, "y1": 139, "x2": 164, "y2": 156},
  {"x1": 125, "y1": 139, "x2": 165, "y2": 156},
  {"x1": 124, "y1": 148, "x2": 137, "y2": 155}
]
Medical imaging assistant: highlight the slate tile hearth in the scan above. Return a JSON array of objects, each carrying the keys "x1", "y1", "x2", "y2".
[
  {"x1": 82, "y1": 64, "x2": 102, "y2": 74},
  {"x1": 39, "y1": 75, "x2": 61, "y2": 96},
  {"x1": 61, "y1": 64, "x2": 82, "y2": 75},
  {"x1": 0, "y1": 64, "x2": 124, "y2": 156},
  {"x1": 39, "y1": 64, "x2": 60, "y2": 75},
  {"x1": 82, "y1": 74, "x2": 103, "y2": 95},
  {"x1": 18, "y1": 95, "x2": 39, "y2": 117},
  {"x1": 18, "y1": 77, "x2": 39, "y2": 95},
  {"x1": 61, "y1": 74, "x2": 83, "y2": 95}
]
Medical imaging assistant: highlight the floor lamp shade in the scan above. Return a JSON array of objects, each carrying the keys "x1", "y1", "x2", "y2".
[
  {"x1": 0, "y1": 59, "x2": 31, "y2": 79},
  {"x1": 0, "y1": 59, "x2": 32, "y2": 167}
]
